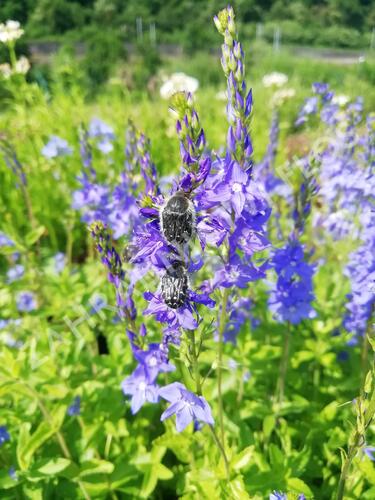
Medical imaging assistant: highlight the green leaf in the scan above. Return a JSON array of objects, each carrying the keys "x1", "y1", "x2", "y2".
[
  {"x1": 232, "y1": 446, "x2": 254, "y2": 471},
  {"x1": 0, "y1": 469, "x2": 19, "y2": 489},
  {"x1": 79, "y1": 459, "x2": 115, "y2": 477},
  {"x1": 263, "y1": 415, "x2": 276, "y2": 439},
  {"x1": 29, "y1": 457, "x2": 79, "y2": 480},
  {"x1": 36, "y1": 458, "x2": 72, "y2": 475},
  {"x1": 287, "y1": 477, "x2": 314, "y2": 497},
  {"x1": 156, "y1": 463, "x2": 173, "y2": 481},
  {"x1": 25, "y1": 226, "x2": 45, "y2": 246},
  {"x1": 109, "y1": 461, "x2": 140, "y2": 489},
  {"x1": 139, "y1": 462, "x2": 173, "y2": 498},
  {"x1": 228, "y1": 475, "x2": 250, "y2": 499},
  {"x1": 17, "y1": 406, "x2": 67, "y2": 471},
  {"x1": 269, "y1": 444, "x2": 285, "y2": 470},
  {"x1": 364, "y1": 370, "x2": 373, "y2": 394},
  {"x1": 140, "y1": 464, "x2": 157, "y2": 499}
]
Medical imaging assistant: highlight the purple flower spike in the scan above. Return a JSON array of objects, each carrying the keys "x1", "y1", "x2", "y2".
[{"x1": 159, "y1": 382, "x2": 214, "y2": 432}]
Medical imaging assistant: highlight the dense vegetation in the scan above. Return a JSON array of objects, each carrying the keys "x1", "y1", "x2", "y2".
[
  {"x1": 0, "y1": 0, "x2": 375, "y2": 49},
  {"x1": 0, "y1": 4, "x2": 374, "y2": 500}
]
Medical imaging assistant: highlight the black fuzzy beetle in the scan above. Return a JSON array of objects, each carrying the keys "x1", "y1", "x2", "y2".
[
  {"x1": 160, "y1": 191, "x2": 195, "y2": 245},
  {"x1": 161, "y1": 261, "x2": 189, "y2": 309}
]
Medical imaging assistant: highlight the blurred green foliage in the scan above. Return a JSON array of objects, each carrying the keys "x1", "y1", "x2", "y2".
[{"x1": 0, "y1": 0, "x2": 374, "y2": 49}]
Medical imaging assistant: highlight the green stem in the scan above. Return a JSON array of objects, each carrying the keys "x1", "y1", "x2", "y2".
[
  {"x1": 25, "y1": 384, "x2": 91, "y2": 500},
  {"x1": 66, "y1": 217, "x2": 74, "y2": 267},
  {"x1": 360, "y1": 333, "x2": 369, "y2": 398},
  {"x1": 336, "y1": 377, "x2": 375, "y2": 500},
  {"x1": 209, "y1": 425, "x2": 230, "y2": 479},
  {"x1": 276, "y1": 321, "x2": 291, "y2": 404},
  {"x1": 217, "y1": 288, "x2": 230, "y2": 446},
  {"x1": 188, "y1": 329, "x2": 202, "y2": 394},
  {"x1": 187, "y1": 327, "x2": 230, "y2": 479},
  {"x1": 8, "y1": 42, "x2": 17, "y2": 69}
]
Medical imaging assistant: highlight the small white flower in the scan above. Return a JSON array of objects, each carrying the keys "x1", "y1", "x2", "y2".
[
  {"x1": 0, "y1": 63, "x2": 12, "y2": 79},
  {"x1": 332, "y1": 94, "x2": 349, "y2": 107},
  {"x1": 271, "y1": 87, "x2": 296, "y2": 106},
  {"x1": 262, "y1": 71, "x2": 288, "y2": 88},
  {"x1": 0, "y1": 20, "x2": 24, "y2": 44},
  {"x1": 15, "y1": 56, "x2": 30, "y2": 75},
  {"x1": 160, "y1": 72, "x2": 199, "y2": 100}
]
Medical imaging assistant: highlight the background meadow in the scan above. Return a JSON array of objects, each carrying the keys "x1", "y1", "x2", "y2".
[{"x1": 0, "y1": 2, "x2": 374, "y2": 500}]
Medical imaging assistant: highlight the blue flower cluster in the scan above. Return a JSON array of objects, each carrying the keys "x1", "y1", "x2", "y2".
[
  {"x1": 269, "y1": 240, "x2": 316, "y2": 324},
  {"x1": 295, "y1": 84, "x2": 374, "y2": 341}
]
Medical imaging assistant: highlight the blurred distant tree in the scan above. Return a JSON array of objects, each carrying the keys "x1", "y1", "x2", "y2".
[
  {"x1": 0, "y1": 0, "x2": 35, "y2": 24},
  {"x1": 28, "y1": 0, "x2": 89, "y2": 36},
  {"x1": 0, "y1": 0, "x2": 372, "y2": 49},
  {"x1": 82, "y1": 27, "x2": 125, "y2": 90}
]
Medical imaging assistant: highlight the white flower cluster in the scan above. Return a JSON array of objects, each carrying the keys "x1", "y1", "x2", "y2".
[
  {"x1": 271, "y1": 87, "x2": 296, "y2": 106},
  {"x1": 262, "y1": 71, "x2": 288, "y2": 88},
  {"x1": 160, "y1": 72, "x2": 199, "y2": 100},
  {"x1": 0, "y1": 20, "x2": 24, "y2": 44},
  {"x1": 0, "y1": 56, "x2": 30, "y2": 79}
]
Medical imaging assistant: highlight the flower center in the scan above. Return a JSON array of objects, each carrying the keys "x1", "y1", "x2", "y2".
[
  {"x1": 229, "y1": 269, "x2": 240, "y2": 280},
  {"x1": 232, "y1": 182, "x2": 242, "y2": 193},
  {"x1": 148, "y1": 356, "x2": 158, "y2": 367},
  {"x1": 138, "y1": 381, "x2": 146, "y2": 391}
]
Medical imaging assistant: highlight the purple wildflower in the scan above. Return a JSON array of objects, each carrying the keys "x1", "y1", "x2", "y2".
[
  {"x1": 88, "y1": 117, "x2": 115, "y2": 154},
  {"x1": 41, "y1": 135, "x2": 72, "y2": 158},
  {"x1": 54, "y1": 252, "x2": 65, "y2": 273},
  {"x1": 121, "y1": 365, "x2": 159, "y2": 414},
  {"x1": 0, "y1": 232, "x2": 14, "y2": 247},
  {"x1": 269, "y1": 240, "x2": 316, "y2": 324},
  {"x1": 208, "y1": 161, "x2": 250, "y2": 218},
  {"x1": 364, "y1": 446, "x2": 375, "y2": 461},
  {"x1": 133, "y1": 343, "x2": 175, "y2": 383},
  {"x1": 143, "y1": 291, "x2": 198, "y2": 330},
  {"x1": 214, "y1": 254, "x2": 267, "y2": 289},
  {"x1": 159, "y1": 382, "x2": 214, "y2": 432},
  {"x1": 223, "y1": 297, "x2": 252, "y2": 343},
  {"x1": 0, "y1": 426, "x2": 10, "y2": 446},
  {"x1": 6, "y1": 264, "x2": 24, "y2": 283},
  {"x1": 67, "y1": 396, "x2": 81, "y2": 416},
  {"x1": 16, "y1": 291, "x2": 37, "y2": 312}
]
